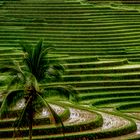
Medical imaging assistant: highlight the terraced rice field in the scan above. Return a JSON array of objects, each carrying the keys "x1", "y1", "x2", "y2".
[{"x1": 0, "y1": 0, "x2": 140, "y2": 139}]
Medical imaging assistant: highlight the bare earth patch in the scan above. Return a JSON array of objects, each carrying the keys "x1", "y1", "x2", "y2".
[
  {"x1": 64, "y1": 108, "x2": 96, "y2": 125},
  {"x1": 99, "y1": 112, "x2": 129, "y2": 130}
]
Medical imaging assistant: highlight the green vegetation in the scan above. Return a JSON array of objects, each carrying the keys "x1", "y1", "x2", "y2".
[
  {"x1": 0, "y1": 0, "x2": 140, "y2": 139},
  {"x1": 0, "y1": 40, "x2": 78, "y2": 139}
]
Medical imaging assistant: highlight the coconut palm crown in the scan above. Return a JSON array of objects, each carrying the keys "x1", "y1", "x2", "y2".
[{"x1": 0, "y1": 39, "x2": 78, "y2": 140}]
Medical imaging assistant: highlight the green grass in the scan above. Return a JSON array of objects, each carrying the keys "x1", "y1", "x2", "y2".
[{"x1": 0, "y1": 0, "x2": 140, "y2": 139}]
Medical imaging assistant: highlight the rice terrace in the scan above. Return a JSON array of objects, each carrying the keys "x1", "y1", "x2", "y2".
[{"x1": 0, "y1": 0, "x2": 140, "y2": 139}]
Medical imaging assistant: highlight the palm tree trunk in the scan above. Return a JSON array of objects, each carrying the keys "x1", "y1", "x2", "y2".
[
  {"x1": 29, "y1": 122, "x2": 32, "y2": 140},
  {"x1": 28, "y1": 97, "x2": 33, "y2": 140}
]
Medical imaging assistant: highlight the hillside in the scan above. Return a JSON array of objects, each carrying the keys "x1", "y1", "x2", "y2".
[{"x1": 0, "y1": 0, "x2": 140, "y2": 139}]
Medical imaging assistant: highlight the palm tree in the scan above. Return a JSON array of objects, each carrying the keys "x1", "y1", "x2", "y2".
[{"x1": 0, "y1": 39, "x2": 78, "y2": 140}]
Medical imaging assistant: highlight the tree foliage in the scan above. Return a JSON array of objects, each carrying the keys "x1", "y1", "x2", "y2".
[{"x1": 0, "y1": 40, "x2": 78, "y2": 140}]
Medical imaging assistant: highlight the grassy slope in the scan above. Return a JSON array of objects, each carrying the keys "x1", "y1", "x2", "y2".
[{"x1": 0, "y1": 0, "x2": 140, "y2": 139}]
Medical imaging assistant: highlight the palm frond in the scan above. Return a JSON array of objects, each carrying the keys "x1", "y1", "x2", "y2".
[
  {"x1": 40, "y1": 44, "x2": 54, "y2": 59},
  {"x1": 6, "y1": 75, "x2": 20, "y2": 90},
  {"x1": 36, "y1": 92, "x2": 65, "y2": 137},
  {"x1": 26, "y1": 74, "x2": 40, "y2": 93},
  {"x1": 0, "y1": 89, "x2": 24, "y2": 118},
  {"x1": 0, "y1": 97, "x2": 8, "y2": 118},
  {"x1": 20, "y1": 41, "x2": 33, "y2": 57},
  {"x1": 20, "y1": 39, "x2": 54, "y2": 81},
  {"x1": 35, "y1": 92, "x2": 62, "y2": 123},
  {"x1": 13, "y1": 61, "x2": 25, "y2": 79},
  {"x1": 45, "y1": 62, "x2": 65, "y2": 83},
  {"x1": 35, "y1": 41, "x2": 54, "y2": 81},
  {"x1": 0, "y1": 60, "x2": 26, "y2": 90},
  {"x1": 33, "y1": 39, "x2": 43, "y2": 65},
  {"x1": 50, "y1": 60, "x2": 65, "y2": 73},
  {"x1": 32, "y1": 39, "x2": 44, "y2": 80},
  {"x1": 0, "y1": 65, "x2": 19, "y2": 75},
  {"x1": 14, "y1": 96, "x2": 33, "y2": 128},
  {"x1": 0, "y1": 60, "x2": 25, "y2": 77},
  {"x1": 32, "y1": 40, "x2": 42, "y2": 70},
  {"x1": 45, "y1": 68, "x2": 61, "y2": 82},
  {"x1": 20, "y1": 41, "x2": 33, "y2": 73},
  {"x1": 44, "y1": 85, "x2": 79, "y2": 102}
]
